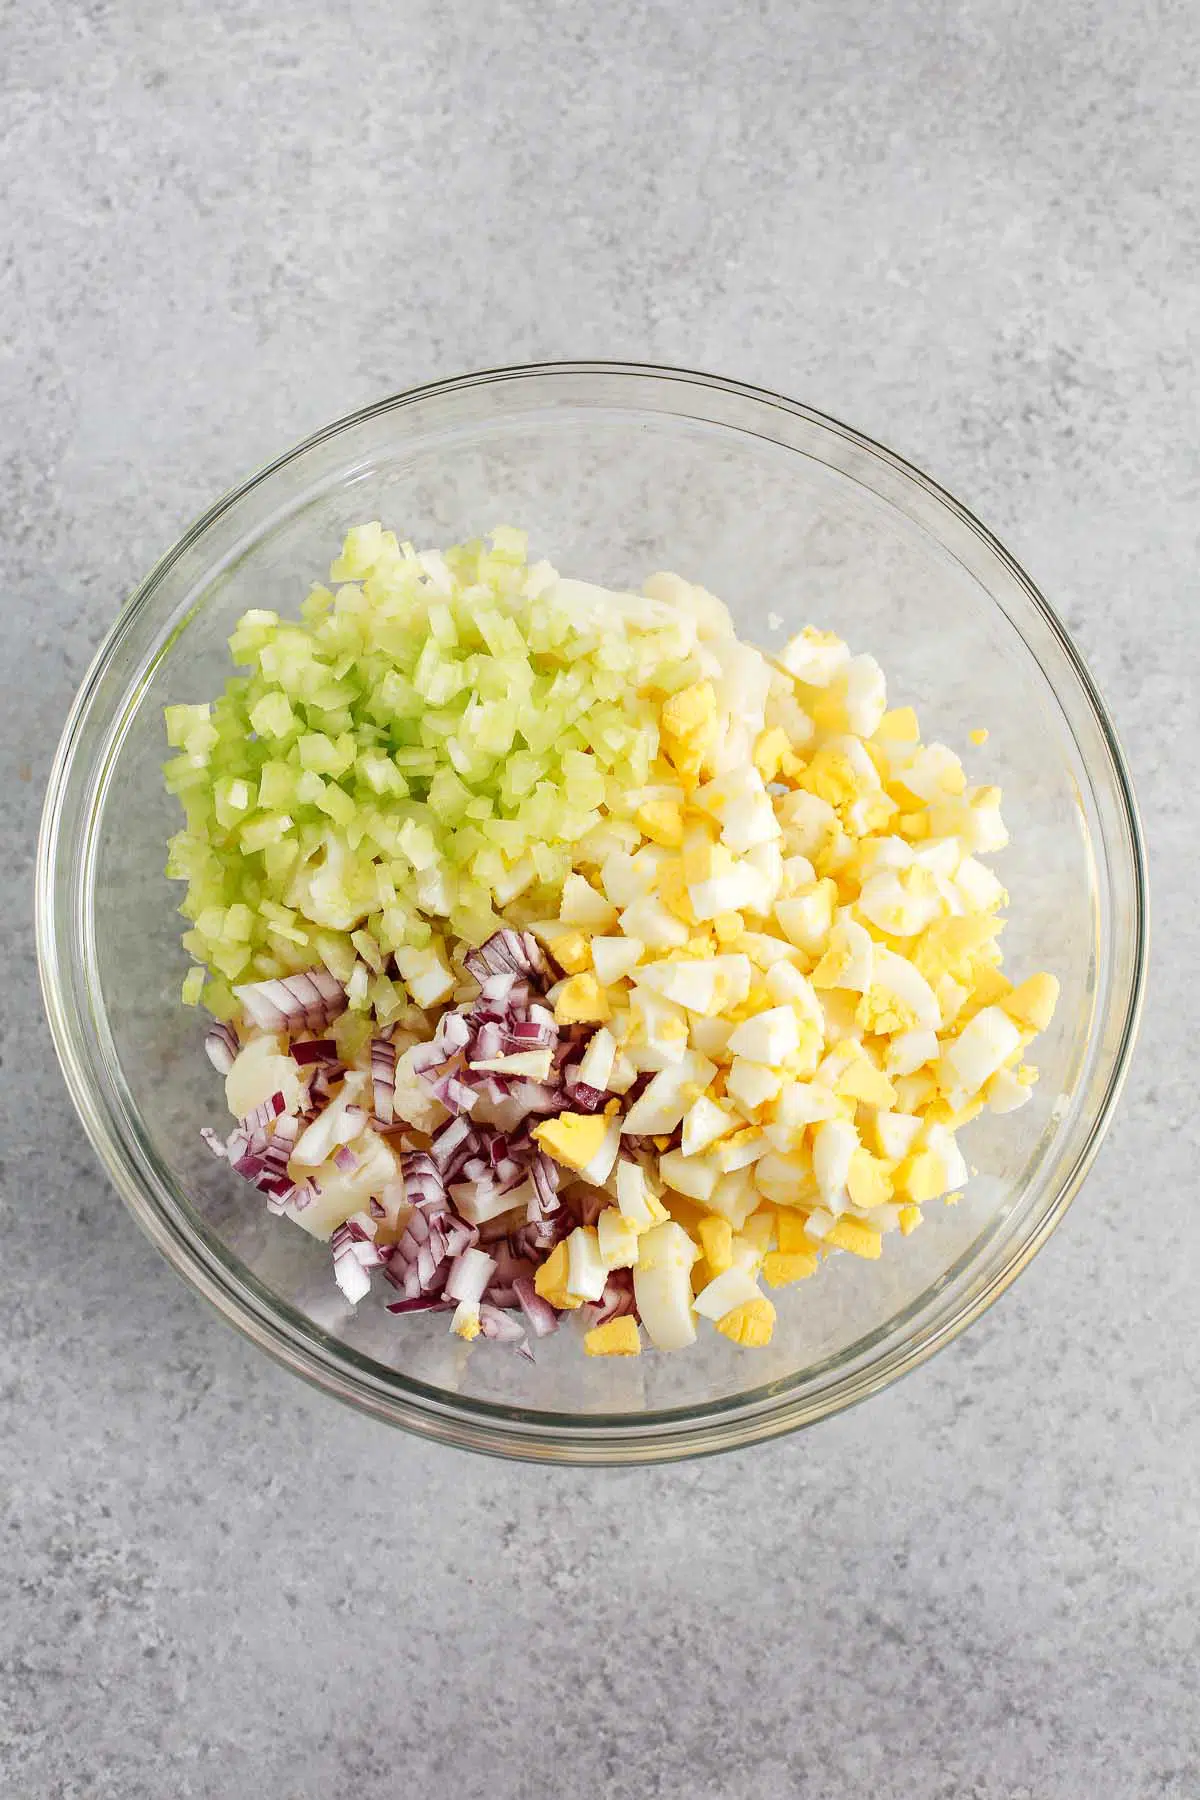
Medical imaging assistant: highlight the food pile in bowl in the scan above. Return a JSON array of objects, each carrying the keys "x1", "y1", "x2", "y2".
[{"x1": 163, "y1": 525, "x2": 1058, "y2": 1362}]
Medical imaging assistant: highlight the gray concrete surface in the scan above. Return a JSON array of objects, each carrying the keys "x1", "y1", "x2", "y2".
[{"x1": 2, "y1": 1, "x2": 1197, "y2": 1795}]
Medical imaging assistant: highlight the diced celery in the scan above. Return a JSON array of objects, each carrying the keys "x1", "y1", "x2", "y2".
[
  {"x1": 294, "y1": 767, "x2": 326, "y2": 809},
  {"x1": 397, "y1": 819, "x2": 437, "y2": 871},
  {"x1": 301, "y1": 584, "x2": 334, "y2": 625},
  {"x1": 315, "y1": 931, "x2": 356, "y2": 984},
  {"x1": 164, "y1": 703, "x2": 211, "y2": 749},
  {"x1": 392, "y1": 747, "x2": 438, "y2": 775},
  {"x1": 427, "y1": 602, "x2": 458, "y2": 648},
  {"x1": 266, "y1": 916, "x2": 309, "y2": 947},
  {"x1": 228, "y1": 610, "x2": 280, "y2": 664},
  {"x1": 214, "y1": 776, "x2": 255, "y2": 828},
  {"x1": 315, "y1": 783, "x2": 356, "y2": 827},
  {"x1": 211, "y1": 939, "x2": 252, "y2": 980},
  {"x1": 329, "y1": 521, "x2": 385, "y2": 581},
  {"x1": 249, "y1": 692, "x2": 296, "y2": 739},
  {"x1": 262, "y1": 839, "x2": 300, "y2": 884},
  {"x1": 332, "y1": 1008, "x2": 372, "y2": 1062},
  {"x1": 257, "y1": 761, "x2": 296, "y2": 810},
  {"x1": 223, "y1": 903, "x2": 254, "y2": 942},
  {"x1": 351, "y1": 928, "x2": 385, "y2": 973},
  {"x1": 297, "y1": 731, "x2": 340, "y2": 774},
  {"x1": 428, "y1": 766, "x2": 472, "y2": 823},
  {"x1": 181, "y1": 966, "x2": 206, "y2": 1005},
  {"x1": 204, "y1": 978, "x2": 239, "y2": 1021},
  {"x1": 239, "y1": 812, "x2": 293, "y2": 852},
  {"x1": 501, "y1": 752, "x2": 545, "y2": 801},
  {"x1": 163, "y1": 753, "x2": 210, "y2": 795},
  {"x1": 162, "y1": 523, "x2": 675, "y2": 1007},
  {"x1": 357, "y1": 750, "x2": 408, "y2": 798},
  {"x1": 195, "y1": 904, "x2": 226, "y2": 941},
  {"x1": 367, "y1": 973, "x2": 406, "y2": 1026}
]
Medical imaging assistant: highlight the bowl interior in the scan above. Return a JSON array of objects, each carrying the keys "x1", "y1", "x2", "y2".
[{"x1": 48, "y1": 369, "x2": 1142, "y2": 1451}]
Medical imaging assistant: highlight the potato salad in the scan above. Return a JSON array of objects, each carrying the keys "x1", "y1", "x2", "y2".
[{"x1": 164, "y1": 526, "x2": 1058, "y2": 1359}]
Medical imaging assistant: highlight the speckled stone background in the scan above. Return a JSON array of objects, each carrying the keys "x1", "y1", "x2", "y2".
[{"x1": 3, "y1": 2, "x2": 1196, "y2": 1795}]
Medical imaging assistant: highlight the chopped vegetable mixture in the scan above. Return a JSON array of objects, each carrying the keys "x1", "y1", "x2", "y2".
[{"x1": 166, "y1": 526, "x2": 1058, "y2": 1358}]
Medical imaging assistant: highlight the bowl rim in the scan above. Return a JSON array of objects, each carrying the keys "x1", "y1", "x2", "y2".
[{"x1": 36, "y1": 359, "x2": 1149, "y2": 1464}]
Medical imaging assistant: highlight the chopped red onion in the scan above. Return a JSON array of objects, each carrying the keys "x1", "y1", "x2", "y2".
[
  {"x1": 306, "y1": 1063, "x2": 344, "y2": 1105},
  {"x1": 444, "y1": 1247, "x2": 497, "y2": 1305},
  {"x1": 476, "y1": 1303, "x2": 533, "y2": 1359},
  {"x1": 584, "y1": 1269, "x2": 637, "y2": 1326},
  {"x1": 203, "y1": 1021, "x2": 239, "y2": 1075},
  {"x1": 471, "y1": 1020, "x2": 504, "y2": 1062},
  {"x1": 568, "y1": 1183, "x2": 608, "y2": 1228},
  {"x1": 478, "y1": 971, "x2": 517, "y2": 1005},
  {"x1": 428, "y1": 1114, "x2": 475, "y2": 1175},
  {"x1": 290, "y1": 1075, "x2": 369, "y2": 1165},
  {"x1": 503, "y1": 1017, "x2": 557, "y2": 1051},
  {"x1": 563, "y1": 1069, "x2": 608, "y2": 1112},
  {"x1": 203, "y1": 920, "x2": 639, "y2": 1359},
  {"x1": 400, "y1": 1151, "x2": 445, "y2": 1208},
  {"x1": 464, "y1": 928, "x2": 548, "y2": 985},
  {"x1": 511, "y1": 1213, "x2": 570, "y2": 1258},
  {"x1": 530, "y1": 1150, "x2": 561, "y2": 1212},
  {"x1": 513, "y1": 1278, "x2": 560, "y2": 1337},
  {"x1": 369, "y1": 1037, "x2": 396, "y2": 1125},
  {"x1": 240, "y1": 1090, "x2": 288, "y2": 1133},
  {"x1": 429, "y1": 1073, "x2": 478, "y2": 1116},
  {"x1": 490, "y1": 1237, "x2": 534, "y2": 1275},
  {"x1": 265, "y1": 1175, "x2": 318, "y2": 1215},
  {"x1": 332, "y1": 1256, "x2": 372, "y2": 1304},
  {"x1": 331, "y1": 1220, "x2": 386, "y2": 1302},
  {"x1": 384, "y1": 1200, "x2": 479, "y2": 1300},
  {"x1": 506, "y1": 1078, "x2": 567, "y2": 1115},
  {"x1": 234, "y1": 967, "x2": 347, "y2": 1034}
]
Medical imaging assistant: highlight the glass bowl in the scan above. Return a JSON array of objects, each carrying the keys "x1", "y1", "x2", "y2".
[{"x1": 36, "y1": 362, "x2": 1147, "y2": 1464}]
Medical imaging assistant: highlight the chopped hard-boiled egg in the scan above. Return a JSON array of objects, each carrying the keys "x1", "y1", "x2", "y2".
[
  {"x1": 693, "y1": 1265, "x2": 764, "y2": 1321},
  {"x1": 633, "y1": 1221, "x2": 700, "y2": 1350},
  {"x1": 554, "y1": 972, "x2": 612, "y2": 1025},
  {"x1": 938, "y1": 1005, "x2": 1023, "y2": 1102},
  {"x1": 682, "y1": 1094, "x2": 738, "y2": 1156},
  {"x1": 565, "y1": 1226, "x2": 609, "y2": 1301},
  {"x1": 714, "y1": 1295, "x2": 776, "y2": 1346},
  {"x1": 558, "y1": 873, "x2": 620, "y2": 931},
  {"x1": 697, "y1": 1214, "x2": 734, "y2": 1274},
  {"x1": 597, "y1": 1206, "x2": 641, "y2": 1269},
  {"x1": 726, "y1": 1006, "x2": 801, "y2": 1066},
  {"x1": 778, "y1": 627, "x2": 849, "y2": 687},
  {"x1": 726, "y1": 1058, "x2": 785, "y2": 1113},
  {"x1": 659, "y1": 1148, "x2": 720, "y2": 1203},
  {"x1": 591, "y1": 935, "x2": 645, "y2": 985},
  {"x1": 621, "y1": 1051, "x2": 717, "y2": 1135},
  {"x1": 584, "y1": 1316, "x2": 642, "y2": 1356},
  {"x1": 534, "y1": 1241, "x2": 584, "y2": 1310},
  {"x1": 615, "y1": 1158, "x2": 669, "y2": 1231},
  {"x1": 813, "y1": 1117, "x2": 858, "y2": 1208},
  {"x1": 533, "y1": 1112, "x2": 612, "y2": 1172}
]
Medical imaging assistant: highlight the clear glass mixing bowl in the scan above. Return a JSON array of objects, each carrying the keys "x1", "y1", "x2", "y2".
[{"x1": 36, "y1": 363, "x2": 1147, "y2": 1463}]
